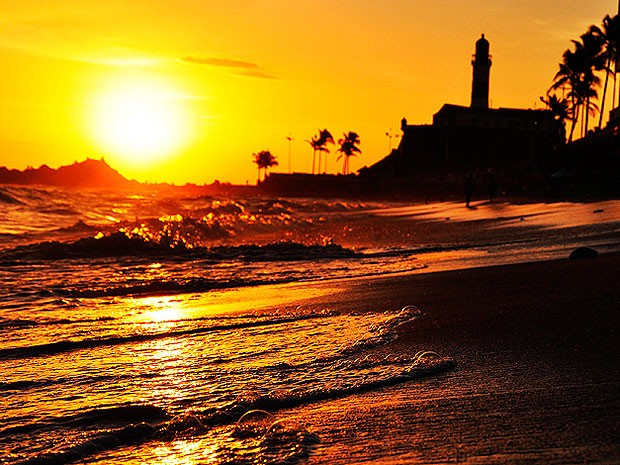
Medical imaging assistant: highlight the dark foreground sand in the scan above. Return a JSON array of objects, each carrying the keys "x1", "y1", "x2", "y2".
[{"x1": 291, "y1": 254, "x2": 620, "y2": 463}]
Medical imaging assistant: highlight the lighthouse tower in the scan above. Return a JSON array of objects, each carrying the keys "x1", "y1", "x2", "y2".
[{"x1": 471, "y1": 34, "x2": 492, "y2": 109}]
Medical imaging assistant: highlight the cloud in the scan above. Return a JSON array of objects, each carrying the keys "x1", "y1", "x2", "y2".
[
  {"x1": 240, "y1": 70, "x2": 277, "y2": 80},
  {"x1": 182, "y1": 56, "x2": 276, "y2": 79},
  {"x1": 182, "y1": 56, "x2": 258, "y2": 69}
]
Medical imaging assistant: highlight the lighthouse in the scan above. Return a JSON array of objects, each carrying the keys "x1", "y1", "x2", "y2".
[{"x1": 471, "y1": 34, "x2": 492, "y2": 109}]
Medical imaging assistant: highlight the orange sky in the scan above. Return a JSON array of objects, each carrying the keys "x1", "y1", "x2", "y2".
[{"x1": 0, "y1": 1, "x2": 616, "y2": 185}]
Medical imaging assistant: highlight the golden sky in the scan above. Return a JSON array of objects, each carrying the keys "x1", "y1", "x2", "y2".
[{"x1": 0, "y1": 0, "x2": 615, "y2": 184}]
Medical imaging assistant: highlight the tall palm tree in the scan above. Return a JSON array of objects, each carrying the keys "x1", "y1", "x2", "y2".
[
  {"x1": 577, "y1": 31, "x2": 605, "y2": 134},
  {"x1": 590, "y1": 14, "x2": 620, "y2": 128},
  {"x1": 575, "y1": 78, "x2": 600, "y2": 135},
  {"x1": 336, "y1": 131, "x2": 361, "y2": 175},
  {"x1": 551, "y1": 34, "x2": 602, "y2": 140},
  {"x1": 306, "y1": 129, "x2": 333, "y2": 174},
  {"x1": 307, "y1": 135, "x2": 320, "y2": 175},
  {"x1": 551, "y1": 48, "x2": 581, "y2": 141},
  {"x1": 318, "y1": 129, "x2": 334, "y2": 173},
  {"x1": 252, "y1": 150, "x2": 278, "y2": 183}
]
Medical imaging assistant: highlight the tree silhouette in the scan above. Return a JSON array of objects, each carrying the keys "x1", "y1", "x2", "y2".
[
  {"x1": 590, "y1": 14, "x2": 620, "y2": 128},
  {"x1": 540, "y1": 92, "x2": 571, "y2": 124},
  {"x1": 578, "y1": 30, "x2": 605, "y2": 135},
  {"x1": 252, "y1": 150, "x2": 278, "y2": 183},
  {"x1": 336, "y1": 131, "x2": 361, "y2": 175},
  {"x1": 307, "y1": 129, "x2": 334, "y2": 175},
  {"x1": 307, "y1": 133, "x2": 320, "y2": 175},
  {"x1": 318, "y1": 129, "x2": 334, "y2": 173},
  {"x1": 540, "y1": 92, "x2": 570, "y2": 143},
  {"x1": 551, "y1": 34, "x2": 602, "y2": 140}
]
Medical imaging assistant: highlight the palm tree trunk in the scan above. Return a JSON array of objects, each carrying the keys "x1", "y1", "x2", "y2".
[
  {"x1": 581, "y1": 104, "x2": 586, "y2": 138},
  {"x1": 568, "y1": 119, "x2": 577, "y2": 142},
  {"x1": 614, "y1": 67, "x2": 618, "y2": 109},
  {"x1": 568, "y1": 96, "x2": 577, "y2": 142},
  {"x1": 585, "y1": 97, "x2": 590, "y2": 136},
  {"x1": 599, "y1": 57, "x2": 611, "y2": 129},
  {"x1": 312, "y1": 149, "x2": 316, "y2": 175}
]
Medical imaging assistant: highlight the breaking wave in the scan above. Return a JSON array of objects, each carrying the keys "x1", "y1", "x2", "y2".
[{"x1": 0, "y1": 233, "x2": 359, "y2": 262}]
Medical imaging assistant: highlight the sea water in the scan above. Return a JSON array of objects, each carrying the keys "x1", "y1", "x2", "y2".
[{"x1": 1, "y1": 185, "x2": 619, "y2": 464}]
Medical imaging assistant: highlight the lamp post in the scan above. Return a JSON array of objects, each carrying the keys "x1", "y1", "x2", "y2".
[{"x1": 286, "y1": 134, "x2": 294, "y2": 173}]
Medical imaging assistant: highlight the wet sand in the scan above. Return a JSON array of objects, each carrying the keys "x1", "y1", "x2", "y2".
[{"x1": 290, "y1": 253, "x2": 620, "y2": 463}]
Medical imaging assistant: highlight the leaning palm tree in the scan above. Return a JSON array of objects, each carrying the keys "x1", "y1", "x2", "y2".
[
  {"x1": 318, "y1": 129, "x2": 334, "y2": 173},
  {"x1": 336, "y1": 131, "x2": 361, "y2": 175},
  {"x1": 591, "y1": 14, "x2": 620, "y2": 127},
  {"x1": 252, "y1": 150, "x2": 278, "y2": 183},
  {"x1": 307, "y1": 129, "x2": 334, "y2": 175}
]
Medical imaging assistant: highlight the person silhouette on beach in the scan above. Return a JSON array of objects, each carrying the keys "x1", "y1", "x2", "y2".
[{"x1": 464, "y1": 172, "x2": 475, "y2": 208}]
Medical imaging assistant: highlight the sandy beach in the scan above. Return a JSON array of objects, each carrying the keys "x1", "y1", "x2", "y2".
[
  {"x1": 3, "y1": 191, "x2": 620, "y2": 465},
  {"x1": 279, "y1": 253, "x2": 620, "y2": 464}
]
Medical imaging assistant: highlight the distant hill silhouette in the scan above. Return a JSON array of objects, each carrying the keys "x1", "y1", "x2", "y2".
[{"x1": 0, "y1": 158, "x2": 138, "y2": 189}]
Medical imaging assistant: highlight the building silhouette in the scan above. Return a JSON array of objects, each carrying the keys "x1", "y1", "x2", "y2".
[
  {"x1": 471, "y1": 34, "x2": 491, "y2": 109},
  {"x1": 262, "y1": 35, "x2": 573, "y2": 199},
  {"x1": 363, "y1": 35, "x2": 564, "y2": 180}
]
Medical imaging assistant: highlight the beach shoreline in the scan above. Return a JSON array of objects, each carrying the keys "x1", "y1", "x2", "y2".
[
  {"x1": 3, "y1": 189, "x2": 620, "y2": 465},
  {"x1": 275, "y1": 253, "x2": 620, "y2": 464}
]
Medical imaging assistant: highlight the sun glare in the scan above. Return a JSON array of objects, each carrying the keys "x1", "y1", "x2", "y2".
[{"x1": 89, "y1": 77, "x2": 192, "y2": 166}]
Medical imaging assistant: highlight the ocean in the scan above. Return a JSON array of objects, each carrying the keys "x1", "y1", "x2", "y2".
[{"x1": 1, "y1": 185, "x2": 619, "y2": 465}]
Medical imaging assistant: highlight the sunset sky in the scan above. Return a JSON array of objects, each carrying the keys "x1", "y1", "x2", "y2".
[{"x1": 0, "y1": 1, "x2": 616, "y2": 185}]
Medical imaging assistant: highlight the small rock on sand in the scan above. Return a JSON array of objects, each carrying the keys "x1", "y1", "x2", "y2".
[{"x1": 569, "y1": 247, "x2": 598, "y2": 260}]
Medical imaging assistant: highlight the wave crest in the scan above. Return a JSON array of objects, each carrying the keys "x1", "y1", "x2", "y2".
[{"x1": 0, "y1": 231, "x2": 358, "y2": 263}]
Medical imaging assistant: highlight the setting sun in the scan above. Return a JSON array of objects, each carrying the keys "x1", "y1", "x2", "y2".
[{"x1": 88, "y1": 77, "x2": 192, "y2": 166}]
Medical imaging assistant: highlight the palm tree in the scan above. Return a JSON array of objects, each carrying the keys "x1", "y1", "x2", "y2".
[
  {"x1": 577, "y1": 31, "x2": 605, "y2": 134},
  {"x1": 540, "y1": 92, "x2": 570, "y2": 142},
  {"x1": 551, "y1": 34, "x2": 602, "y2": 140},
  {"x1": 551, "y1": 48, "x2": 581, "y2": 141},
  {"x1": 252, "y1": 150, "x2": 278, "y2": 183},
  {"x1": 336, "y1": 131, "x2": 361, "y2": 175},
  {"x1": 306, "y1": 129, "x2": 333, "y2": 175},
  {"x1": 590, "y1": 14, "x2": 620, "y2": 127},
  {"x1": 575, "y1": 77, "x2": 600, "y2": 136},
  {"x1": 307, "y1": 135, "x2": 320, "y2": 175},
  {"x1": 540, "y1": 92, "x2": 571, "y2": 122},
  {"x1": 318, "y1": 129, "x2": 334, "y2": 173}
]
